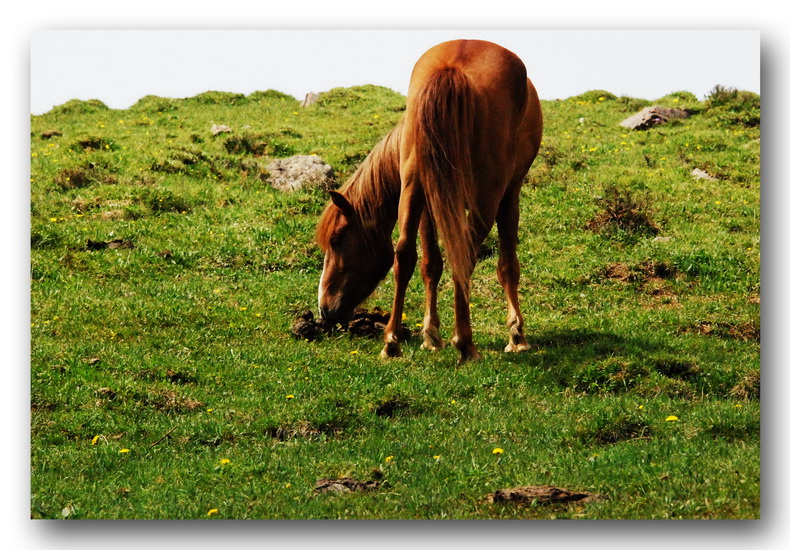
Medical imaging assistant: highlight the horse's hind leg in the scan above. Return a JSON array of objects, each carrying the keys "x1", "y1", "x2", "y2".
[
  {"x1": 419, "y1": 211, "x2": 444, "y2": 351},
  {"x1": 449, "y1": 212, "x2": 494, "y2": 363},
  {"x1": 496, "y1": 185, "x2": 531, "y2": 353}
]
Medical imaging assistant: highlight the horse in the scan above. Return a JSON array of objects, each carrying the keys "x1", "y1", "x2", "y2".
[{"x1": 316, "y1": 39, "x2": 543, "y2": 363}]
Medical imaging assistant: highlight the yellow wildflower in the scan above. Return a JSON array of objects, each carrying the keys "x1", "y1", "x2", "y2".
[
  {"x1": 665, "y1": 415, "x2": 679, "y2": 422},
  {"x1": 207, "y1": 508, "x2": 219, "y2": 517},
  {"x1": 119, "y1": 448, "x2": 130, "y2": 453},
  {"x1": 492, "y1": 448, "x2": 504, "y2": 455}
]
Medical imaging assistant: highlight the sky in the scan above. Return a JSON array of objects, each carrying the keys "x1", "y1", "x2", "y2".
[{"x1": 30, "y1": 29, "x2": 760, "y2": 115}]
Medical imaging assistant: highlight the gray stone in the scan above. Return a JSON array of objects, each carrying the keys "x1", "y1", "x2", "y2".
[
  {"x1": 210, "y1": 124, "x2": 232, "y2": 136},
  {"x1": 301, "y1": 92, "x2": 321, "y2": 107},
  {"x1": 266, "y1": 155, "x2": 334, "y2": 192},
  {"x1": 691, "y1": 168, "x2": 717, "y2": 181},
  {"x1": 619, "y1": 106, "x2": 690, "y2": 130}
]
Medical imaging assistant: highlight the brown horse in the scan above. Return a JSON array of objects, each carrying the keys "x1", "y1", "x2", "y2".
[{"x1": 316, "y1": 39, "x2": 543, "y2": 362}]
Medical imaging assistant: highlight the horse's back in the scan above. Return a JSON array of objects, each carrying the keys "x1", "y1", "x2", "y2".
[{"x1": 408, "y1": 40, "x2": 527, "y2": 111}]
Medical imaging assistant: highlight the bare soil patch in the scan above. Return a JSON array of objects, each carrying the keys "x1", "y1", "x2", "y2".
[
  {"x1": 487, "y1": 485, "x2": 607, "y2": 506},
  {"x1": 314, "y1": 477, "x2": 381, "y2": 494}
]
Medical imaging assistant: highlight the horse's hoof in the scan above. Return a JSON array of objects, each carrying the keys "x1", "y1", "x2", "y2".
[
  {"x1": 458, "y1": 348, "x2": 482, "y2": 364},
  {"x1": 380, "y1": 342, "x2": 402, "y2": 359},
  {"x1": 505, "y1": 342, "x2": 531, "y2": 353},
  {"x1": 421, "y1": 336, "x2": 445, "y2": 351}
]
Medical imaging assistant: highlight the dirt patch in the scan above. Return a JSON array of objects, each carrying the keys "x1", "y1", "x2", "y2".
[
  {"x1": 730, "y1": 369, "x2": 760, "y2": 399},
  {"x1": 265, "y1": 417, "x2": 352, "y2": 441},
  {"x1": 603, "y1": 262, "x2": 632, "y2": 282},
  {"x1": 678, "y1": 320, "x2": 760, "y2": 342},
  {"x1": 266, "y1": 420, "x2": 325, "y2": 441},
  {"x1": 585, "y1": 416, "x2": 651, "y2": 445},
  {"x1": 86, "y1": 238, "x2": 135, "y2": 251},
  {"x1": 291, "y1": 307, "x2": 414, "y2": 341},
  {"x1": 41, "y1": 130, "x2": 63, "y2": 139},
  {"x1": 652, "y1": 358, "x2": 700, "y2": 380},
  {"x1": 374, "y1": 396, "x2": 413, "y2": 417},
  {"x1": 487, "y1": 486, "x2": 607, "y2": 506},
  {"x1": 314, "y1": 477, "x2": 381, "y2": 494},
  {"x1": 602, "y1": 259, "x2": 677, "y2": 284},
  {"x1": 56, "y1": 164, "x2": 117, "y2": 190}
]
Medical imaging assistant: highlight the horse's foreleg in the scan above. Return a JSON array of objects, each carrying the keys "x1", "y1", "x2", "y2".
[
  {"x1": 496, "y1": 187, "x2": 531, "y2": 353},
  {"x1": 381, "y1": 190, "x2": 424, "y2": 359},
  {"x1": 419, "y1": 211, "x2": 444, "y2": 351}
]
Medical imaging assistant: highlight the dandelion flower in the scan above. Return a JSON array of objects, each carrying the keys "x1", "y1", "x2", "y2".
[
  {"x1": 91, "y1": 435, "x2": 101, "y2": 445},
  {"x1": 119, "y1": 448, "x2": 130, "y2": 453},
  {"x1": 220, "y1": 458, "x2": 230, "y2": 465},
  {"x1": 492, "y1": 448, "x2": 504, "y2": 455},
  {"x1": 665, "y1": 415, "x2": 679, "y2": 422},
  {"x1": 385, "y1": 456, "x2": 394, "y2": 463},
  {"x1": 286, "y1": 394, "x2": 295, "y2": 400},
  {"x1": 207, "y1": 508, "x2": 219, "y2": 517},
  {"x1": 433, "y1": 455, "x2": 441, "y2": 460}
]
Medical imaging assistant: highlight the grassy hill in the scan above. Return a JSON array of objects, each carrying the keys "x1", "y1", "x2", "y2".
[{"x1": 30, "y1": 84, "x2": 760, "y2": 519}]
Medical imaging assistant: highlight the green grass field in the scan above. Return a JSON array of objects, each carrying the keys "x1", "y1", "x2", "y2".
[{"x1": 30, "y1": 84, "x2": 760, "y2": 519}]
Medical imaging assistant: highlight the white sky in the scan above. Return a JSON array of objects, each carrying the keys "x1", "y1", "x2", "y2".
[{"x1": 31, "y1": 29, "x2": 760, "y2": 114}]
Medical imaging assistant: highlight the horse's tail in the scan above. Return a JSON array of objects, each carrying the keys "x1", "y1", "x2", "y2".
[{"x1": 412, "y1": 66, "x2": 476, "y2": 297}]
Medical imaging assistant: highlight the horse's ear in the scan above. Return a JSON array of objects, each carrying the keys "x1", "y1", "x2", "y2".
[{"x1": 329, "y1": 191, "x2": 353, "y2": 217}]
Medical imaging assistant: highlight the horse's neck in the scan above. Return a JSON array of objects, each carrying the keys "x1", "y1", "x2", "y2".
[{"x1": 349, "y1": 124, "x2": 402, "y2": 238}]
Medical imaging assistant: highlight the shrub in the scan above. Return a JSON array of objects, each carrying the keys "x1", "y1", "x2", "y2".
[
  {"x1": 586, "y1": 184, "x2": 661, "y2": 240},
  {"x1": 704, "y1": 85, "x2": 760, "y2": 127}
]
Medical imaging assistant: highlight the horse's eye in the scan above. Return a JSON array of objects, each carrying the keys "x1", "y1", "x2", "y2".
[{"x1": 329, "y1": 233, "x2": 343, "y2": 248}]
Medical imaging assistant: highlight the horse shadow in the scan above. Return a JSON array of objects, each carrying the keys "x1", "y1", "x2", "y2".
[{"x1": 474, "y1": 327, "x2": 663, "y2": 385}]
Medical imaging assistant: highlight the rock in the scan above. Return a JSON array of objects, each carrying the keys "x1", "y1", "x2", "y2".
[
  {"x1": 691, "y1": 168, "x2": 717, "y2": 181},
  {"x1": 619, "y1": 106, "x2": 690, "y2": 130},
  {"x1": 210, "y1": 124, "x2": 232, "y2": 136},
  {"x1": 301, "y1": 92, "x2": 322, "y2": 107},
  {"x1": 266, "y1": 155, "x2": 334, "y2": 192}
]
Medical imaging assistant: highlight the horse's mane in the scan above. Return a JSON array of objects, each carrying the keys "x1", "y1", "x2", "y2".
[{"x1": 316, "y1": 121, "x2": 402, "y2": 252}]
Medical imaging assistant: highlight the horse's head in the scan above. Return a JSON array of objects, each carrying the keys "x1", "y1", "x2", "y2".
[{"x1": 316, "y1": 191, "x2": 394, "y2": 324}]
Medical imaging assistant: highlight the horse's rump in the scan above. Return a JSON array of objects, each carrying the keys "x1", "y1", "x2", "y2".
[{"x1": 404, "y1": 41, "x2": 529, "y2": 295}]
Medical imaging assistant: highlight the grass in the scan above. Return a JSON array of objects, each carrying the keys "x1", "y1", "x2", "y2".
[{"x1": 30, "y1": 84, "x2": 760, "y2": 519}]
